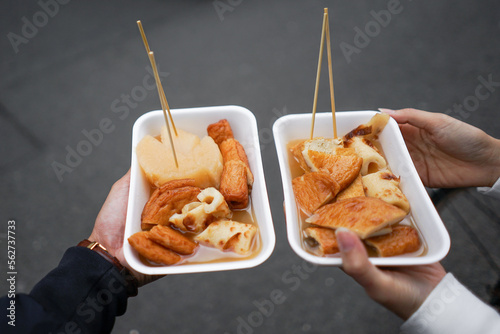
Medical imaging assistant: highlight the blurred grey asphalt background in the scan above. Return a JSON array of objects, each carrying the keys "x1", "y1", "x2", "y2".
[{"x1": 1, "y1": 1, "x2": 500, "y2": 333}]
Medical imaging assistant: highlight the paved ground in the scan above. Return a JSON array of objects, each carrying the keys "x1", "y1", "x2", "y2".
[{"x1": 1, "y1": 0, "x2": 500, "y2": 333}]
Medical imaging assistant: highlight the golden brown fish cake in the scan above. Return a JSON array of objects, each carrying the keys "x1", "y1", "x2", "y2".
[
  {"x1": 208, "y1": 119, "x2": 253, "y2": 207},
  {"x1": 331, "y1": 147, "x2": 358, "y2": 157},
  {"x1": 292, "y1": 171, "x2": 340, "y2": 216},
  {"x1": 306, "y1": 150, "x2": 362, "y2": 190},
  {"x1": 336, "y1": 174, "x2": 365, "y2": 201},
  {"x1": 219, "y1": 160, "x2": 249, "y2": 209},
  {"x1": 207, "y1": 119, "x2": 234, "y2": 145},
  {"x1": 128, "y1": 231, "x2": 182, "y2": 265},
  {"x1": 305, "y1": 197, "x2": 407, "y2": 239},
  {"x1": 148, "y1": 225, "x2": 198, "y2": 255},
  {"x1": 141, "y1": 180, "x2": 201, "y2": 229},
  {"x1": 291, "y1": 140, "x2": 310, "y2": 172},
  {"x1": 291, "y1": 137, "x2": 345, "y2": 173},
  {"x1": 365, "y1": 225, "x2": 421, "y2": 257},
  {"x1": 219, "y1": 138, "x2": 254, "y2": 186},
  {"x1": 305, "y1": 227, "x2": 339, "y2": 255}
]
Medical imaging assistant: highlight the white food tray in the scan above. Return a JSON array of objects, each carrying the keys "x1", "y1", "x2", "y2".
[
  {"x1": 273, "y1": 110, "x2": 450, "y2": 266},
  {"x1": 124, "y1": 106, "x2": 275, "y2": 274}
]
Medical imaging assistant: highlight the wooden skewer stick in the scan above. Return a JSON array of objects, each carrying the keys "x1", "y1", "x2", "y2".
[
  {"x1": 149, "y1": 51, "x2": 179, "y2": 168},
  {"x1": 310, "y1": 12, "x2": 328, "y2": 139},
  {"x1": 137, "y1": 20, "x2": 178, "y2": 136},
  {"x1": 137, "y1": 20, "x2": 151, "y2": 54},
  {"x1": 324, "y1": 8, "x2": 337, "y2": 138}
]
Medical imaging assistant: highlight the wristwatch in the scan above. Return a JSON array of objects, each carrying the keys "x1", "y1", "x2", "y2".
[{"x1": 78, "y1": 239, "x2": 138, "y2": 296}]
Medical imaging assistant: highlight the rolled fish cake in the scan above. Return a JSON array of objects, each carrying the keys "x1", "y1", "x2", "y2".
[
  {"x1": 365, "y1": 225, "x2": 421, "y2": 257},
  {"x1": 305, "y1": 227, "x2": 340, "y2": 255},
  {"x1": 208, "y1": 120, "x2": 253, "y2": 209},
  {"x1": 169, "y1": 187, "x2": 232, "y2": 232},
  {"x1": 344, "y1": 136, "x2": 386, "y2": 175}
]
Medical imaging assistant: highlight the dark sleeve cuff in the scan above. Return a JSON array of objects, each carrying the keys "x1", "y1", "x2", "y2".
[{"x1": 5, "y1": 246, "x2": 132, "y2": 334}]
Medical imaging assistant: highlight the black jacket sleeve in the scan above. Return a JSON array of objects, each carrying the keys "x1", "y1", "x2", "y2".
[{"x1": 1, "y1": 246, "x2": 132, "y2": 334}]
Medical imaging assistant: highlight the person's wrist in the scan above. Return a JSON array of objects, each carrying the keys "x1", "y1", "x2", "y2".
[
  {"x1": 77, "y1": 239, "x2": 125, "y2": 270},
  {"x1": 88, "y1": 231, "x2": 119, "y2": 258},
  {"x1": 78, "y1": 239, "x2": 138, "y2": 296}
]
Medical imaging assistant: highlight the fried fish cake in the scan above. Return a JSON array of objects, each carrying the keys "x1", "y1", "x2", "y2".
[
  {"x1": 220, "y1": 138, "x2": 254, "y2": 186},
  {"x1": 208, "y1": 119, "x2": 253, "y2": 208},
  {"x1": 291, "y1": 139, "x2": 309, "y2": 172},
  {"x1": 207, "y1": 119, "x2": 234, "y2": 145},
  {"x1": 141, "y1": 179, "x2": 201, "y2": 229},
  {"x1": 365, "y1": 225, "x2": 421, "y2": 257},
  {"x1": 148, "y1": 225, "x2": 198, "y2": 255},
  {"x1": 128, "y1": 231, "x2": 182, "y2": 265},
  {"x1": 291, "y1": 137, "x2": 344, "y2": 172},
  {"x1": 306, "y1": 150, "x2": 362, "y2": 190},
  {"x1": 305, "y1": 227, "x2": 339, "y2": 255},
  {"x1": 219, "y1": 160, "x2": 249, "y2": 209},
  {"x1": 292, "y1": 171, "x2": 340, "y2": 216},
  {"x1": 336, "y1": 174, "x2": 365, "y2": 201},
  {"x1": 306, "y1": 197, "x2": 407, "y2": 239}
]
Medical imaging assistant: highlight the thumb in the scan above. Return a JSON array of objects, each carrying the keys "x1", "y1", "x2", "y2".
[{"x1": 336, "y1": 228, "x2": 385, "y2": 289}]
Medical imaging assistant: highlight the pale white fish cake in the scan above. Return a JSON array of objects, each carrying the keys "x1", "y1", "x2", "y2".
[
  {"x1": 194, "y1": 220, "x2": 257, "y2": 255},
  {"x1": 345, "y1": 136, "x2": 386, "y2": 175},
  {"x1": 362, "y1": 170, "x2": 410, "y2": 213}
]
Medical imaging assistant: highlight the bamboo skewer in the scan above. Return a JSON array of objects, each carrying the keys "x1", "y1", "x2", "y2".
[
  {"x1": 309, "y1": 8, "x2": 338, "y2": 139},
  {"x1": 137, "y1": 20, "x2": 151, "y2": 54},
  {"x1": 310, "y1": 12, "x2": 328, "y2": 140},
  {"x1": 136, "y1": 20, "x2": 178, "y2": 136},
  {"x1": 149, "y1": 51, "x2": 179, "y2": 168},
  {"x1": 324, "y1": 9, "x2": 337, "y2": 138}
]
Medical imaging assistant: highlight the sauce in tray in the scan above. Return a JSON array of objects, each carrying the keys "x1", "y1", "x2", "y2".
[{"x1": 286, "y1": 139, "x2": 427, "y2": 258}]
